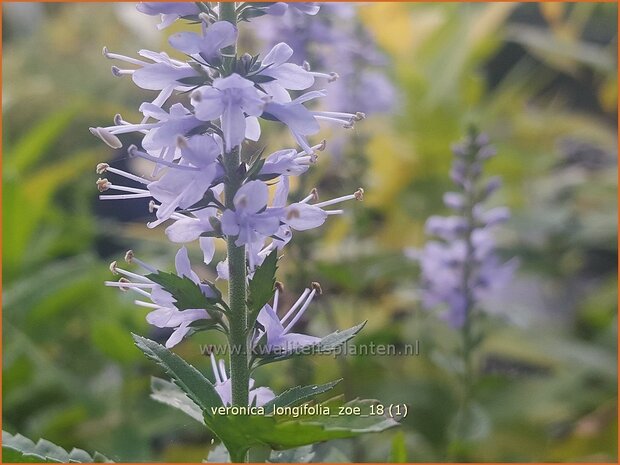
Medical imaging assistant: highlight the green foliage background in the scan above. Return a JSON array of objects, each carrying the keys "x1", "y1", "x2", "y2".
[{"x1": 3, "y1": 2, "x2": 617, "y2": 462}]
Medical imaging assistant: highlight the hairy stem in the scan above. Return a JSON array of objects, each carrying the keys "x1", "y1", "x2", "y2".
[{"x1": 219, "y1": 1, "x2": 250, "y2": 416}]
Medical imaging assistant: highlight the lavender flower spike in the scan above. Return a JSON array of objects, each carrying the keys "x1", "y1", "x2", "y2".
[{"x1": 412, "y1": 130, "x2": 517, "y2": 328}]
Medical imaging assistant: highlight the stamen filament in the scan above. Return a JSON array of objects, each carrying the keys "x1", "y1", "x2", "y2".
[
  {"x1": 281, "y1": 288, "x2": 311, "y2": 325},
  {"x1": 283, "y1": 289, "x2": 317, "y2": 334}
]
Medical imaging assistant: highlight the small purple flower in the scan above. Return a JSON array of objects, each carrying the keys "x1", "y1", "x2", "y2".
[
  {"x1": 259, "y1": 147, "x2": 318, "y2": 177},
  {"x1": 136, "y1": 2, "x2": 201, "y2": 29},
  {"x1": 191, "y1": 74, "x2": 265, "y2": 151},
  {"x1": 254, "y1": 283, "x2": 321, "y2": 353},
  {"x1": 257, "y1": 43, "x2": 314, "y2": 102},
  {"x1": 146, "y1": 134, "x2": 221, "y2": 227},
  {"x1": 210, "y1": 354, "x2": 275, "y2": 407},
  {"x1": 102, "y1": 47, "x2": 199, "y2": 108},
  {"x1": 105, "y1": 247, "x2": 214, "y2": 348},
  {"x1": 221, "y1": 181, "x2": 281, "y2": 246},
  {"x1": 169, "y1": 21, "x2": 237, "y2": 66},
  {"x1": 263, "y1": 91, "x2": 323, "y2": 154}
]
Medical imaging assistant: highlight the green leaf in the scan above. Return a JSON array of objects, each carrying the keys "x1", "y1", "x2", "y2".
[
  {"x1": 247, "y1": 249, "x2": 278, "y2": 321},
  {"x1": 204, "y1": 398, "x2": 398, "y2": 461},
  {"x1": 262, "y1": 380, "x2": 341, "y2": 413},
  {"x1": 132, "y1": 334, "x2": 223, "y2": 415},
  {"x1": 150, "y1": 377, "x2": 204, "y2": 425},
  {"x1": 245, "y1": 157, "x2": 266, "y2": 181},
  {"x1": 255, "y1": 322, "x2": 367, "y2": 366},
  {"x1": 145, "y1": 271, "x2": 223, "y2": 314},
  {"x1": 2, "y1": 431, "x2": 112, "y2": 463}
]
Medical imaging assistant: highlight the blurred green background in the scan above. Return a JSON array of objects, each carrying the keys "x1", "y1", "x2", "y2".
[{"x1": 2, "y1": 2, "x2": 617, "y2": 462}]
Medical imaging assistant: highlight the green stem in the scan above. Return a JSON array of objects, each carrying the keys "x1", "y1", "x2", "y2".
[
  {"x1": 224, "y1": 147, "x2": 249, "y2": 411},
  {"x1": 219, "y1": 0, "x2": 249, "y2": 417},
  {"x1": 219, "y1": 2, "x2": 237, "y2": 75},
  {"x1": 460, "y1": 134, "x2": 478, "y2": 410}
]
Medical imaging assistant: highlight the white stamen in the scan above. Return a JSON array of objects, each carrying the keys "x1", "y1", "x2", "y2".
[
  {"x1": 134, "y1": 300, "x2": 160, "y2": 309},
  {"x1": 207, "y1": 354, "x2": 221, "y2": 383},
  {"x1": 125, "y1": 250, "x2": 157, "y2": 273},
  {"x1": 218, "y1": 360, "x2": 228, "y2": 381},
  {"x1": 313, "y1": 191, "x2": 358, "y2": 208},
  {"x1": 99, "y1": 193, "x2": 152, "y2": 200},
  {"x1": 105, "y1": 281, "x2": 155, "y2": 289},
  {"x1": 272, "y1": 286, "x2": 280, "y2": 314},
  {"x1": 114, "y1": 265, "x2": 152, "y2": 283},
  {"x1": 103, "y1": 46, "x2": 147, "y2": 66},
  {"x1": 128, "y1": 145, "x2": 200, "y2": 171},
  {"x1": 280, "y1": 288, "x2": 311, "y2": 325},
  {"x1": 104, "y1": 122, "x2": 160, "y2": 134},
  {"x1": 283, "y1": 288, "x2": 317, "y2": 334},
  {"x1": 104, "y1": 166, "x2": 150, "y2": 185},
  {"x1": 314, "y1": 115, "x2": 353, "y2": 127}
]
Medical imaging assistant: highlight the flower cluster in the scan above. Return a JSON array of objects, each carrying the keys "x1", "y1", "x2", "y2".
[
  {"x1": 409, "y1": 131, "x2": 517, "y2": 328},
  {"x1": 95, "y1": 2, "x2": 365, "y2": 403},
  {"x1": 255, "y1": 3, "x2": 396, "y2": 116}
]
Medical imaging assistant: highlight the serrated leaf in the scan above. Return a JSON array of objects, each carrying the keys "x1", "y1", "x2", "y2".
[
  {"x1": 2, "y1": 431, "x2": 112, "y2": 463},
  {"x1": 145, "y1": 271, "x2": 223, "y2": 313},
  {"x1": 255, "y1": 322, "x2": 367, "y2": 366},
  {"x1": 150, "y1": 377, "x2": 205, "y2": 425},
  {"x1": 247, "y1": 249, "x2": 278, "y2": 321},
  {"x1": 262, "y1": 380, "x2": 341, "y2": 413},
  {"x1": 132, "y1": 335, "x2": 223, "y2": 415},
  {"x1": 204, "y1": 398, "x2": 398, "y2": 461}
]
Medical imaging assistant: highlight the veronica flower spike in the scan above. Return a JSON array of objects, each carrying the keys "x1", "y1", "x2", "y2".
[{"x1": 89, "y1": 3, "x2": 398, "y2": 459}]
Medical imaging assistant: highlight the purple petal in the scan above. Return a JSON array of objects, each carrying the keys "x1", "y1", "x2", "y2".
[
  {"x1": 166, "y1": 322, "x2": 191, "y2": 348},
  {"x1": 175, "y1": 246, "x2": 198, "y2": 281},
  {"x1": 192, "y1": 87, "x2": 225, "y2": 121},
  {"x1": 234, "y1": 181, "x2": 270, "y2": 214},
  {"x1": 168, "y1": 31, "x2": 202, "y2": 54},
  {"x1": 284, "y1": 203, "x2": 327, "y2": 230},
  {"x1": 133, "y1": 63, "x2": 197, "y2": 90},
  {"x1": 262, "y1": 42, "x2": 294, "y2": 67},
  {"x1": 264, "y1": 102, "x2": 319, "y2": 135},
  {"x1": 200, "y1": 237, "x2": 215, "y2": 265}
]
